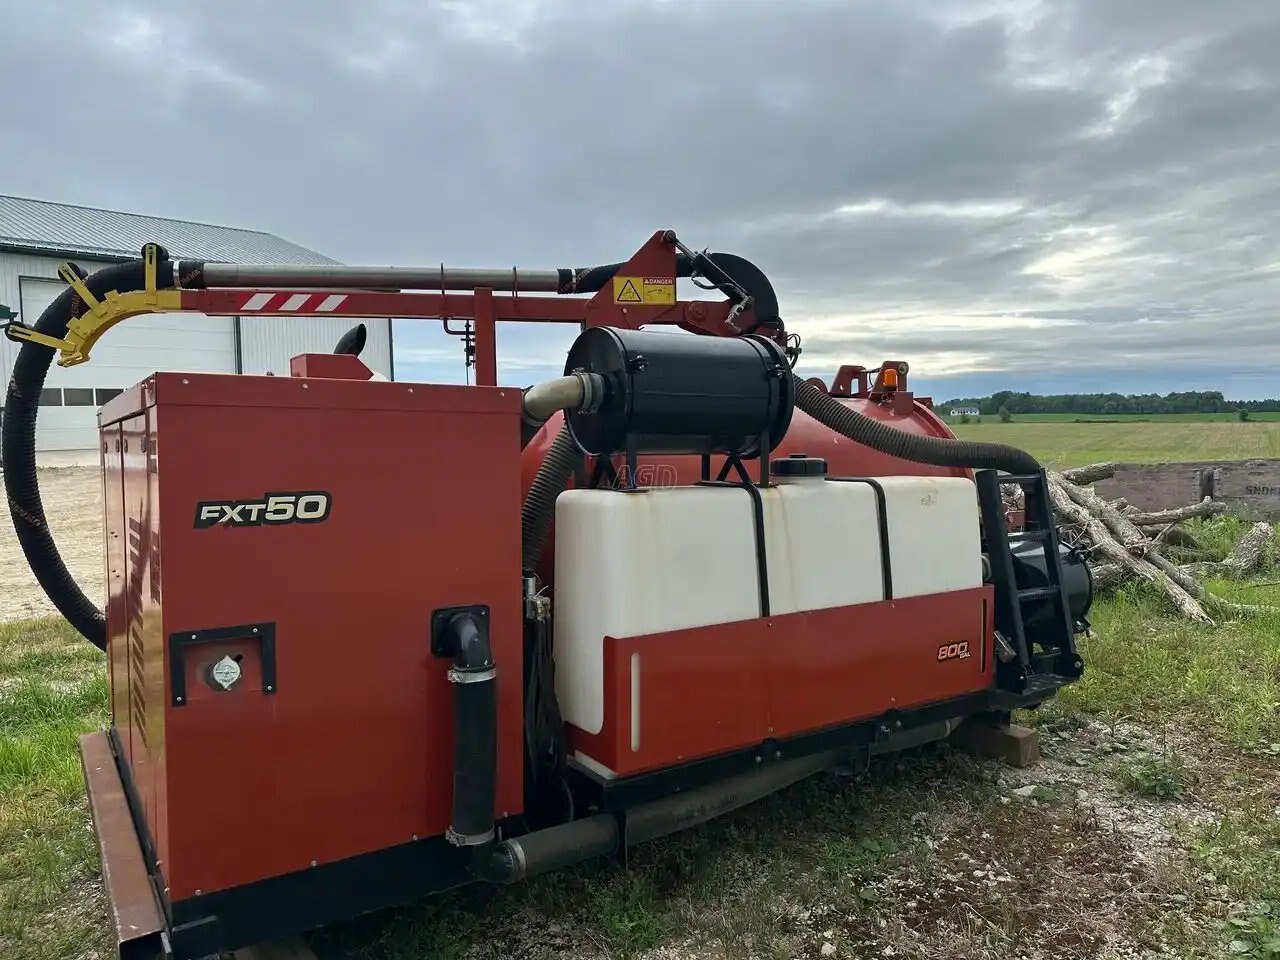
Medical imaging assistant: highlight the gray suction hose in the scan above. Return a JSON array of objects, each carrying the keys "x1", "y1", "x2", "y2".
[{"x1": 790, "y1": 373, "x2": 1041, "y2": 475}]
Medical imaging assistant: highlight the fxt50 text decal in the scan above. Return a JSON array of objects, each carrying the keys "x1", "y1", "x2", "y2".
[{"x1": 194, "y1": 491, "x2": 331, "y2": 529}]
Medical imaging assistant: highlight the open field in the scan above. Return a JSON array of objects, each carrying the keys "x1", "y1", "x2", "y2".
[
  {"x1": 950, "y1": 419, "x2": 1280, "y2": 467},
  {"x1": 4, "y1": 567, "x2": 1279, "y2": 959},
  {"x1": 941, "y1": 413, "x2": 1280, "y2": 424}
]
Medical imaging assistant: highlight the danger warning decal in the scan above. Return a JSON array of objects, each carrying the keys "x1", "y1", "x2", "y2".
[{"x1": 613, "y1": 276, "x2": 675, "y2": 305}]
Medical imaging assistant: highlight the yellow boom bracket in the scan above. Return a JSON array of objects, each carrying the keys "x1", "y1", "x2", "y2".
[{"x1": 4, "y1": 243, "x2": 183, "y2": 366}]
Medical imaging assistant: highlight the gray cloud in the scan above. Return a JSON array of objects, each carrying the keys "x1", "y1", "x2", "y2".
[{"x1": 1, "y1": 0, "x2": 1277, "y2": 396}]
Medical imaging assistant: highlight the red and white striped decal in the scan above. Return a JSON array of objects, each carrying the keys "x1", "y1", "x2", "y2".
[{"x1": 235, "y1": 292, "x2": 349, "y2": 313}]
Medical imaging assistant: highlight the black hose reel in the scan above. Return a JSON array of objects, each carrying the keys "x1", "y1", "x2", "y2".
[{"x1": 562, "y1": 327, "x2": 794, "y2": 488}]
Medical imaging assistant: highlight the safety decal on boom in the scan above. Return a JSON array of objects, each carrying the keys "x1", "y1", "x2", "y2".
[{"x1": 613, "y1": 276, "x2": 675, "y2": 306}]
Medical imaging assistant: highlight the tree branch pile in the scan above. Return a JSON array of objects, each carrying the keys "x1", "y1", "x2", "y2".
[{"x1": 1027, "y1": 463, "x2": 1276, "y2": 622}]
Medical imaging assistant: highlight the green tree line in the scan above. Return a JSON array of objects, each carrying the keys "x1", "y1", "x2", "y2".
[{"x1": 940, "y1": 390, "x2": 1280, "y2": 416}]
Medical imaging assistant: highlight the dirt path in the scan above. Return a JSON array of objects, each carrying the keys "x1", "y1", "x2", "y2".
[{"x1": 0, "y1": 468, "x2": 103, "y2": 622}]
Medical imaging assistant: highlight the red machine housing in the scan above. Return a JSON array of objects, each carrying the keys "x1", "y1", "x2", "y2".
[
  {"x1": 99, "y1": 369, "x2": 523, "y2": 903},
  {"x1": 26, "y1": 232, "x2": 1080, "y2": 960}
]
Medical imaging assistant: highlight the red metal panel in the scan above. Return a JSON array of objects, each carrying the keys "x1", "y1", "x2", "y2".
[
  {"x1": 147, "y1": 371, "x2": 517, "y2": 415},
  {"x1": 102, "y1": 426, "x2": 129, "y2": 743},
  {"x1": 287, "y1": 354, "x2": 374, "y2": 380},
  {"x1": 119, "y1": 414, "x2": 159, "y2": 852},
  {"x1": 79, "y1": 732, "x2": 166, "y2": 959},
  {"x1": 570, "y1": 588, "x2": 993, "y2": 777},
  {"x1": 145, "y1": 407, "x2": 170, "y2": 877},
  {"x1": 122, "y1": 374, "x2": 525, "y2": 900}
]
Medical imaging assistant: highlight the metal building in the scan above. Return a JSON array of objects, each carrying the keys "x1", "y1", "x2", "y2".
[{"x1": 0, "y1": 195, "x2": 393, "y2": 452}]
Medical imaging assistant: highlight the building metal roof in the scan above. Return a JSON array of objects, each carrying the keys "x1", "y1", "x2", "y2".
[{"x1": 0, "y1": 194, "x2": 337, "y2": 265}]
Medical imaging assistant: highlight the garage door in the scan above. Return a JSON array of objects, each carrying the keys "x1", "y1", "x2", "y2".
[{"x1": 19, "y1": 278, "x2": 237, "y2": 451}]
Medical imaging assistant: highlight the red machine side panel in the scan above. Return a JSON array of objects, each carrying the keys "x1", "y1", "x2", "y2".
[
  {"x1": 571, "y1": 588, "x2": 993, "y2": 777},
  {"x1": 147, "y1": 376, "x2": 522, "y2": 900},
  {"x1": 145, "y1": 407, "x2": 170, "y2": 877},
  {"x1": 103, "y1": 425, "x2": 127, "y2": 736},
  {"x1": 120, "y1": 414, "x2": 163, "y2": 856}
]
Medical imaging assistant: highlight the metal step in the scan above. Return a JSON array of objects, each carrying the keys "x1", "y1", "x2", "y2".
[
  {"x1": 1009, "y1": 529, "x2": 1051, "y2": 543},
  {"x1": 998, "y1": 474, "x2": 1043, "y2": 487},
  {"x1": 1017, "y1": 585, "x2": 1059, "y2": 601}
]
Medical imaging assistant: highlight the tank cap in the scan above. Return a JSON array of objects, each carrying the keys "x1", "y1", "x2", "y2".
[{"x1": 770, "y1": 453, "x2": 828, "y2": 478}]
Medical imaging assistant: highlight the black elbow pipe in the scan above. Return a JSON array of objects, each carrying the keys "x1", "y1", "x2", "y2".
[
  {"x1": 432, "y1": 608, "x2": 497, "y2": 847},
  {"x1": 2, "y1": 253, "x2": 181, "y2": 649},
  {"x1": 557, "y1": 252, "x2": 780, "y2": 328},
  {"x1": 473, "y1": 814, "x2": 620, "y2": 884}
]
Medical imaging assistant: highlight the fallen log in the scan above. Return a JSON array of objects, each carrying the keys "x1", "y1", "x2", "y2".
[
  {"x1": 1130, "y1": 498, "x2": 1227, "y2": 526},
  {"x1": 1089, "y1": 563, "x2": 1124, "y2": 593},
  {"x1": 1045, "y1": 478, "x2": 1212, "y2": 622},
  {"x1": 1049, "y1": 471, "x2": 1148, "y2": 554},
  {"x1": 1061, "y1": 462, "x2": 1116, "y2": 484},
  {"x1": 1183, "y1": 521, "x2": 1275, "y2": 579},
  {"x1": 1148, "y1": 550, "x2": 1277, "y2": 618}
]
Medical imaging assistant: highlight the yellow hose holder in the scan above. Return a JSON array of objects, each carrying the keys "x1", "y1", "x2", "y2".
[{"x1": 5, "y1": 243, "x2": 182, "y2": 366}]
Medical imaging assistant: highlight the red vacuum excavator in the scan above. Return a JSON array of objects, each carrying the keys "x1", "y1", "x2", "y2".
[{"x1": 2, "y1": 231, "x2": 1090, "y2": 958}]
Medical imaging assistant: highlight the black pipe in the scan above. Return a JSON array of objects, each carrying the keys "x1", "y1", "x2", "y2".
[
  {"x1": 520, "y1": 423, "x2": 580, "y2": 570},
  {"x1": 791, "y1": 374, "x2": 1041, "y2": 475},
  {"x1": 333, "y1": 322, "x2": 367, "y2": 357},
  {"x1": 475, "y1": 814, "x2": 620, "y2": 884},
  {"x1": 2, "y1": 256, "x2": 180, "y2": 649},
  {"x1": 436, "y1": 611, "x2": 497, "y2": 847},
  {"x1": 475, "y1": 720, "x2": 961, "y2": 884}
]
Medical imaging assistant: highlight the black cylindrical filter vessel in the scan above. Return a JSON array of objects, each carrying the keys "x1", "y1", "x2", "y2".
[{"x1": 563, "y1": 328, "x2": 794, "y2": 458}]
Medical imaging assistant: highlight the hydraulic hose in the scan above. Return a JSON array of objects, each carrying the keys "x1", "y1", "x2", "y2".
[
  {"x1": 791, "y1": 374, "x2": 1041, "y2": 475},
  {"x1": 3, "y1": 260, "x2": 174, "y2": 649},
  {"x1": 520, "y1": 423, "x2": 580, "y2": 570}
]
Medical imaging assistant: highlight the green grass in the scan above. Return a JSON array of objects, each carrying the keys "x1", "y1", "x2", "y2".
[
  {"x1": 0, "y1": 619, "x2": 110, "y2": 960},
  {"x1": 949, "y1": 418, "x2": 1280, "y2": 466},
  {"x1": 4, "y1": 533, "x2": 1280, "y2": 958},
  {"x1": 1060, "y1": 585, "x2": 1280, "y2": 747}
]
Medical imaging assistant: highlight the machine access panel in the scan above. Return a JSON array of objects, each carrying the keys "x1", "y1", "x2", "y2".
[{"x1": 99, "y1": 371, "x2": 523, "y2": 901}]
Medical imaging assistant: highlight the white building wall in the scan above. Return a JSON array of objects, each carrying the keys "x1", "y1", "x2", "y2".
[{"x1": 237, "y1": 316, "x2": 393, "y2": 378}]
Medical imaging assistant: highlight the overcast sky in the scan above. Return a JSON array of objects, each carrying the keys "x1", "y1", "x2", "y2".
[{"x1": 2, "y1": 0, "x2": 1278, "y2": 398}]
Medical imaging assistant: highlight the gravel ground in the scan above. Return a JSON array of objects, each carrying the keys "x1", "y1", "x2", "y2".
[{"x1": 0, "y1": 467, "x2": 103, "y2": 622}]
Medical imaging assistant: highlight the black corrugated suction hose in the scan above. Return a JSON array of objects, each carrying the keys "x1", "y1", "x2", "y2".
[
  {"x1": 520, "y1": 422, "x2": 581, "y2": 571},
  {"x1": 2, "y1": 260, "x2": 171, "y2": 650},
  {"x1": 791, "y1": 373, "x2": 1041, "y2": 474}
]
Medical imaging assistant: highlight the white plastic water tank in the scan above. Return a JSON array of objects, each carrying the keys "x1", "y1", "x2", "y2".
[
  {"x1": 762, "y1": 472, "x2": 884, "y2": 615},
  {"x1": 554, "y1": 487, "x2": 759, "y2": 735},
  {"x1": 553, "y1": 473, "x2": 981, "y2": 736},
  {"x1": 875, "y1": 476, "x2": 983, "y2": 597}
]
